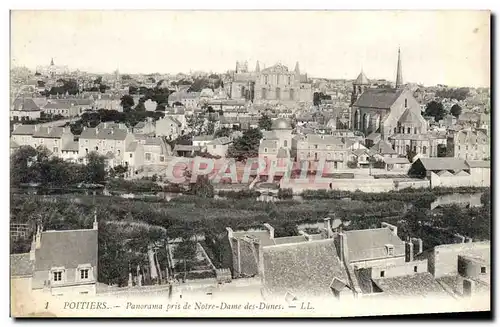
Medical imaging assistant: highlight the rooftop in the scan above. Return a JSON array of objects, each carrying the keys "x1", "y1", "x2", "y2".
[
  {"x1": 344, "y1": 228, "x2": 405, "y2": 262},
  {"x1": 353, "y1": 88, "x2": 405, "y2": 109},
  {"x1": 372, "y1": 272, "x2": 450, "y2": 298}
]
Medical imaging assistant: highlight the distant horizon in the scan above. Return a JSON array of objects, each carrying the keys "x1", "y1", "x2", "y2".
[{"x1": 11, "y1": 11, "x2": 490, "y2": 88}]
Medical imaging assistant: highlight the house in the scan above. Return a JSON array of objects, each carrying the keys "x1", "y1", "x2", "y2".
[
  {"x1": 206, "y1": 137, "x2": 232, "y2": 158},
  {"x1": 11, "y1": 220, "x2": 99, "y2": 298},
  {"x1": 446, "y1": 129, "x2": 490, "y2": 161},
  {"x1": 94, "y1": 94, "x2": 122, "y2": 111},
  {"x1": 10, "y1": 98, "x2": 42, "y2": 121},
  {"x1": 368, "y1": 139, "x2": 398, "y2": 158},
  {"x1": 11, "y1": 125, "x2": 74, "y2": 157},
  {"x1": 133, "y1": 118, "x2": 156, "y2": 135},
  {"x1": 292, "y1": 134, "x2": 348, "y2": 169},
  {"x1": 61, "y1": 141, "x2": 80, "y2": 162},
  {"x1": 42, "y1": 100, "x2": 80, "y2": 117},
  {"x1": 136, "y1": 135, "x2": 172, "y2": 164},
  {"x1": 78, "y1": 127, "x2": 141, "y2": 170},
  {"x1": 155, "y1": 116, "x2": 183, "y2": 140},
  {"x1": 168, "y1": 91, "x2": 201, "y2": 108}
]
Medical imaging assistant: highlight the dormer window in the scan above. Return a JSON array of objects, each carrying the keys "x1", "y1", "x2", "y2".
[
  {"x1": 51, "y1": 267, "x2": 66, "y2": 284},
  {"x1": 80, "y1": 269, "x2": 89, "y2": 279},
  {"x1": 53, "y1": 271, "x2": 62, "y2": 282},
  {"x1": 385, "y1": 244, "x2": 394, "y2": 256},
  {"x1": 481, "y1": 267, "x2": 486, "y2": 274}
]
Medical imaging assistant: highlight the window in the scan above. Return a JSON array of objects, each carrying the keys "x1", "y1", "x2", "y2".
[
  {"x1": 53, "y1": 147, "x2": 59, "y2": 153},
  {"x1": 380, "y1": 271, "x2": 385, "y2": 278},
  {"x1": 264, "y1": 148, "x2": 268, "y2": 153},
  {"x1": 80, "y1": 269, "x2": 89, "y2": 280},
  {"x1": 423, "y1": 146, "x2": 427, "y2": 154},
  {"x1": 414, "y1": 128, "x2": 417, "y2": 134},
  {"x1": 145, "y1": 153, "x2": 151, "y2": 161},
  {"x1": 129, "y1": 153, "x2": 133, "y2": 158},
  {"x1": 414, "y1": 266, "x2": 418, "y2": 273},
  {"x1": 407, "y1": 127, "x2": 411, "y2": 134},
  {"x1": 394, "y1": 127, "x2": 397, "y2": 134},
  {"x1": 160, "y1": 156, "x2": 165, "y2": 162},
  {"x1": 95, "y1": 146, "x2": 98, "y2": 151},
  {"x1": 53, "y1": 271, "x2": 62, "y2": 282},
  {"x1": 481, "y1": 267, "x2": 486, "y2": 274},
  {"x1": 386, "y1": 245, "x2": 394, "y2": 256},
  {"x1": 405, "y1": 99, "x2": 408, "y2": 107}
]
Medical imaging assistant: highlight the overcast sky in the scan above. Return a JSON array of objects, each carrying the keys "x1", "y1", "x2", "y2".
[{"x1": 10, "y1": 10, "x2": 490, "y2": 87}]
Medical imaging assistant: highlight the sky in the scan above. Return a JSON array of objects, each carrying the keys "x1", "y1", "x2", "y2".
[{"x1": 10, "y1": 10, "x2": 491, "y2": 87}]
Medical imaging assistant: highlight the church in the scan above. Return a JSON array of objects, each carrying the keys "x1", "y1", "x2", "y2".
[
  {"x1": 226, "y1": 60, "x2": 313, "y2": 106},
  {"x1": 36, "y1": 58, "x2": 69, "y2": 77},
  {"x1": 350, "y1": 48, "x2": 427, "y2": 139},
  {"x1": 350, "y1": 49, "x2": 441, "y2": 159}
]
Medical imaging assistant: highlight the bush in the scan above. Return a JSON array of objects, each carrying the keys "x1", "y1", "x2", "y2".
[
  {"x1": 277, "y1": 188, "x2": 293, "y2": 199},
  {"x1": 107, "y1": 179, "x2": 162, "y2": 193},
  {"x1": 347, "y1": 160, "x2": 358, "y2": 169},
  {"x1": 217, "y1": 190, "x2": 261, "y2": 199}
]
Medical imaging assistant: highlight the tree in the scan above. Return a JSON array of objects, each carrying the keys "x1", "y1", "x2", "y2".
[
  {"x1": 258, "y1": 114, "x2": 273, "y2": 131},
  {"x1": 450, "y1": 104, "x2": 462, "y2": 118},
  {"x1": 205, "y1": 120, "x2": 215, "y2": 136},
  {"x1": 227, "y1": 128, "x2": 263, "y2": 161},
  {"x1": 214, "y1": 127, "x2": 232, "y2": 138},
  {"x1": 173, "y1": 239, "x2": 197, "y2": 279},
  {"x1": 120, "y1": 95, "x2": 135, "y2": 111},
  {"x1": 135, "y1": 101, "x2": 146, "y2": 112},
  {"x1": 424, "y1": 101, "x2": 445, "y2": 122},
  {"x1": 10, "y1": 146, "x2": 40, "y2": 186},
  {"x1": 188, "y1": 175, "x2": 214, "y2": 198},
  {"x1": 85, "y1": 152, "x2": 107, "y2": 183}
]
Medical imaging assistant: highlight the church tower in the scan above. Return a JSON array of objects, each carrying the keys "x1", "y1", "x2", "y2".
[
  {"x1": 351, "y1": 69, "x2": 369, "y2": 106},
  {"x1": 294, "y1": 61, "x2": 300, "y2": 75},
  {"x1": 255, "y1": 61, "x2": 260, "y2": 73},
  {"x1": 395, "y1": 47, "x2": 403, "y2": 88}
]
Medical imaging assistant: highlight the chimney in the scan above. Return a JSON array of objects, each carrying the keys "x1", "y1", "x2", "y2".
[
  {"x1": 35, "y1": 225, "x2": 42, "y2": 249},
  {"x1": 338, "y1": 232, "x2": 349, "y2": 263},
  {"x1": 47, "y1": 127, "x2": 52, "y2": 134},
  {"x1": 324, "y1": 218, "x2": 332, "y2": 238},
  {"x1": 405, "y1": 241, "x2": 414, "y2": 262},
  {"x1": 34, "y1": 124, "x2": 40, "y2": 132},
  {"x1": 263, "y1": 223, "x2": 275, "y2": 239},
  {"x1": 93, "y1": 209, "x2": 98, "y2": 230},
  {"x1": 410, "y1": 237, "x2": 423, "y2": 255},
  {"x1": 381, "y1": 222, "x2": 398, "y2": 236}
]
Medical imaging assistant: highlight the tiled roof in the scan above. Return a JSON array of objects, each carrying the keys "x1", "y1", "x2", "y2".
[
  {"x1": 417, "y1": 158, "x2": 469, "y2": 171},
  {"x1": 263, "y1": 239, "x2": 349, "y2": 297},
  {"x1": 10, "y1": 253, "x2": 34, "y2": 277},
  {"x1": 372, "y1": 272, "x2": 450, "y2": 298},
  {"x1": 344, "y1": 228, "x2": 405, "y2": 262},
  {"x1": 12, "y1": 125, "x2": 36, "y2": 135},
  {"x1": 34, "y1": 229, "x2": 98, "y2": 271},
  {"x1": 353, "y1": 88, "x2": 404, "y2": 109}
]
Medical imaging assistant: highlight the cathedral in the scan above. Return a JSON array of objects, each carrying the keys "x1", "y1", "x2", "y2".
[
  {"x1": 225, "y1": 60, "x2": 313, "y2": 105},
  {"x1": 36, "y1": 58, "x2": 69, "y2": 77}
]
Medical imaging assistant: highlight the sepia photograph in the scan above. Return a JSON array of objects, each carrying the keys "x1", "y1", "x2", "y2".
[{"x1": 8, "y1": 9, "x2": 491, "y2": 318}]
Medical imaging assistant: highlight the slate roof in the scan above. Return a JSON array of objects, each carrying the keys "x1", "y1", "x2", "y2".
[
  {"x1": 193, "y1": 135, "x2": 214, "y2": 142},
  {"x1": 370, "y1": 140, "x2": 397, "y2": 155},
  {"x1": 232, "y1": 230, "x2": 275, "y2": 247},
  {"x1": 372, "y1": 272, "x2": 450, "y2": 298},
  {"x1": 12, "y1": 125, "x2": 36, "y2": 135},
  {"x1": 62, "y1": 141, "x2": 79, "y2": 152},
  {"x1": 366, "y1": 132, "x2": 381, "y2": 141},
  {"x1": 10, "y1": 139, "x2": 20, "y2": 149},
  {"x1": 344, "y1": 228, "x2": 405, "y2": 262},
  {"x1": 417, "y1": 158, "x2": 469, "y2": 171},
  {"x1": 302, "y1": 134, "x2": 344, "y2": 145},
  {"x1": 12, "y1": 98, "x2": 40, "y2": 111},
  {"x1": 97, "y1": 129, "x2": 128, "y2": 140},
  {"x1": 272, "y1": 236, "x2": 308, "y2": 245},
  {"x1": 34, "y1": 229, "x2": 98, "y2": 271},
  {"x1": 44, "y1": 101, "x2": 70, "y2": 109},
  {"x1": 33, "y1": 127, "x2": 66, "y2": 138},
  {"x1": 126, "y1": 142, "x2": 138, "y2": 152},
  {"x1": 354, "y1": 71, "x2": 370, "y2": 85},
  {"x1": 10, "y1": 253, "x2": 34, "y2": 277},
  {"x1": 353, "y1": 88, "x2": 404, "y2": 109},
  {"x1": 398, "y1": 108, "x2": 426, "y2": 125},
  {"x1": 209, "y1": 137, "x2": 232, "y2": 146},
  {"x1": 383, "y1": 157, "x2": 410, "y2": 165},
  {"x1": 79, "y1": 128, "x2": 98, "y2": 139},
  {"x1": 263, "y1": 239, "x2": 349, "y2": 297},
  {"x1": 466, "y1": 160, "x2": 490, "y2": 168}
]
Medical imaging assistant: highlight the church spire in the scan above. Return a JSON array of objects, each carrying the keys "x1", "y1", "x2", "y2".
[
  {"x1": 395, "y1": 47, "x2": 403, "y2": 88},
  {"x1": 50, "y1": 58, "x2": 54, "y2": 66},
  {"x1": 294, "y1": 61, "x2": 300, "y2": 75},
  {"x1": 255, "y1": 60, "x2": 260, "y2": 72}
]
